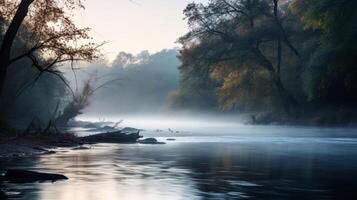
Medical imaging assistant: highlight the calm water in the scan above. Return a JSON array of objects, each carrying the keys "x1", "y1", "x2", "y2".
[{"x1": 2, "y1": 118, "x2": 357, "y2": 200}]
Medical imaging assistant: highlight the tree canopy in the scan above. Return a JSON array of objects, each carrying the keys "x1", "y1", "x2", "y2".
[
  {"x1": 0, "y1": 0, "x2": 100, "y2": 126},
  {"x1": 170, "y1": 0, "x2": 357, "y2": 117},
  {"x1": 0, "y1": 0, "x2": 100, "y2": 97}
]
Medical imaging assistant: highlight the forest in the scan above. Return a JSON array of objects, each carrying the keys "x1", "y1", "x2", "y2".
[
  {"x1": 168, "y1": 0, "x2": 357, "y2": 125},
  {"x1": 0, "y1": 0, "x2": 356, "y2": 128}
]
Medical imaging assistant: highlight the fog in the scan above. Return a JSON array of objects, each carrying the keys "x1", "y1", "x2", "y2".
[{"x1": 64, "y1": 49, "x2": 179, "y2": 116}]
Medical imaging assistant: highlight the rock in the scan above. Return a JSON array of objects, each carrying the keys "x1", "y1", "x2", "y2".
[
  {"x1": 4, "y1": 169, "x2": 68, "y2": 183},
  {"x1": 81, "y1": 131, "x2": 142, "y2": 143},
  {"x1": 139, "y1": 138, "x2": 165, "y2": 144},
  {"x1": 166, "y1": 138, "x2": 176, "y2": 141}
]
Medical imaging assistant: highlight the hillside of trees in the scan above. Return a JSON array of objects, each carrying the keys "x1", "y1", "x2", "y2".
[
  {"x1": 66, "y1": 49, "x2": 180, "y2": 115},
  {"x1": 168, "y1": 0, "x2": 357, "y2": 125}
]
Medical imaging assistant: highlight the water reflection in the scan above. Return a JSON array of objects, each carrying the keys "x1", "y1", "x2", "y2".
[{"x1": 2, "y1": 134, "x2": 357, "y2": 199}]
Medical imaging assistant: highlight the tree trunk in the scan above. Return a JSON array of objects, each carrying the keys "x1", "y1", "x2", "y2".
[
  {"x1": 0, "y1": 63, "x2": 7, "y2": 98},
  {"x1": 272, "y1": 73, "x2": 298, "y2": 114},
  {"x1": 271, "y1": 0, "x2": 298, "y2": 114},
  {"x1": 253, "y1": 45, "x2": 298, "y2": 114},
  {"x1": 0, "y1": 0, "x2": 34, "y2": 98},
  {"x1": 272, "y1": 0, "x2": 300, "y2": 57}
]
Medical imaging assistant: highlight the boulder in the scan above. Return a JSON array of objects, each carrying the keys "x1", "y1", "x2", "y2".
[
  {"x1": 4, "y1": 169, "x2": 68, "y2": 183},
  {"x1": 139, "y1": 138, "x2": 165, "y2": 144}
]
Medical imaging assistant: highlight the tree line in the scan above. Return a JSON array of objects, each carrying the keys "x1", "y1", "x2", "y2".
[{"x1": 168, "y1": 0, "x2": 357, "y2": 123}]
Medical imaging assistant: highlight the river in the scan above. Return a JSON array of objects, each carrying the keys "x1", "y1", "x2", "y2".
[{"x1": 1, "y1": 116, "x2": 357, "y2": 199}]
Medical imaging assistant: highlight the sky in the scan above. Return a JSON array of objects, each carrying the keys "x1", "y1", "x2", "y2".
[{"x1": 73, "y1": 0, "x2": 208, "y2": 62}]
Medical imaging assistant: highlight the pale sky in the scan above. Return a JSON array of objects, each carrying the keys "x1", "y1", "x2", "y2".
[{"x1": 73, "y1": 0, "x2": 208, "y2": 62}]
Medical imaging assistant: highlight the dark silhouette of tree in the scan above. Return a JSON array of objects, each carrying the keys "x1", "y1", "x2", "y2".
[{"x1": 0, "y1": 0, "x2": 100, "y2": 104}]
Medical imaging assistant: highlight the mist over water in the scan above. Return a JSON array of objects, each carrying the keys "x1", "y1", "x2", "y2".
[
  {"x1": 77, "y1": 113, "x2": 357, "y2": 138},
  {"x1": 3, "y1": 116, "x2": 357, "y2": 199},
  {"x1": 78, "y1": 113, "x2": 246, "y2": 132}
]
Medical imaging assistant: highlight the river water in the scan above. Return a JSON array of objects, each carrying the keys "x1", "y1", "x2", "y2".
[{"x1": 1, "y1": 117, "x2": 357, "y2": 199}]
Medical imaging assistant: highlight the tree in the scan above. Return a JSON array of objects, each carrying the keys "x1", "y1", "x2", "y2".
[
  {"x1": 179, "y1": 0, "x2": 300, "y2": 113},
  {"x1": 0, "y1": 0, "x2": 100, "y2": 103},
  {"x1": 292, "y1": 0, "x2": 357, "y2": 105}
]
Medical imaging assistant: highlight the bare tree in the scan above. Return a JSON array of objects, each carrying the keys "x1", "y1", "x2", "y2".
[{"x1": 55, "y1": 75, "x2": 122, "y2": 127}]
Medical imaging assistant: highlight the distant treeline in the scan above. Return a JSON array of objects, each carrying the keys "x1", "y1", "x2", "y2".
[
  {"x1": 68, "y1": 49, "x2": 180, "y2": 115},
  {"x1": 168, "y1": 0, "x2": 357, "y2": 119}
]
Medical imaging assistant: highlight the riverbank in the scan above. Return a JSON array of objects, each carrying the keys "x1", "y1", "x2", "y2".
[
  {"x1": 0, "y1": 131, "x2": 82, "y2": 158},
  {"x1": 251, "y1": 108, "x2": 357, "y2": 127},
  {"x1": 0, "y1": 126, "x2": 154, "y2": 158}
]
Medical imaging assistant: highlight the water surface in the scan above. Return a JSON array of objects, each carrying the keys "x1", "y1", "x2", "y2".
[{"x1": 1, "y1": 119, "x2": 357, "y2": 200}]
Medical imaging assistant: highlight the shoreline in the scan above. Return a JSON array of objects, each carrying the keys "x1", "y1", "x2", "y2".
[
  {"x1": 0, "y1": 127, "x2": 154, "y2": 159},
  {"x1": 0, "y1": 132, "x2": 83, "y2": 159},
  {"x1": 1, "y1": 118, "x2": 357, "y2": 159},
  {"x1": 250, "y1": 112, "x2": 357, "y2": 127}
]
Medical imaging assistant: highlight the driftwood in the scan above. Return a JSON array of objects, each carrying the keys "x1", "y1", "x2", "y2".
[{"x1": 81, "y1": 131, "x2": 142, "y2": 143}]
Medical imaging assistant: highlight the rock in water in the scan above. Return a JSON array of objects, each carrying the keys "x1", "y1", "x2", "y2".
[
  {"x1": 139, "y1": 138, "x2": 165, "y2": 144},
  {"x1": 81, "y1": 131, "x2": 142, "y2": 143},
  {"x1": 4, "y1": 169, "x2": 68, "y2": 183}
]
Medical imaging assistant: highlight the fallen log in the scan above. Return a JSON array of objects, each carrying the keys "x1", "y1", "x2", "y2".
[{"x1": 81, "y1": 131, "x2": 142, "y2": 143}]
